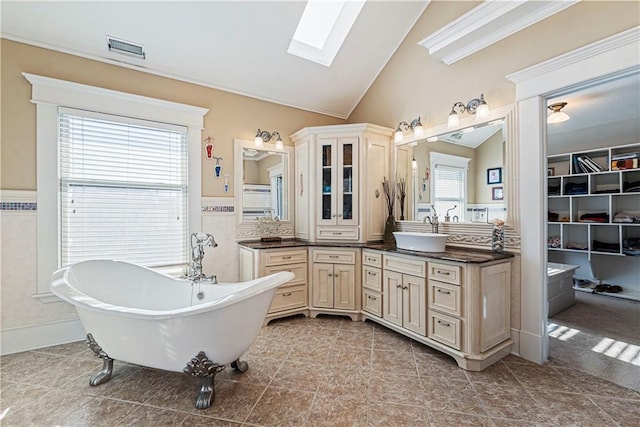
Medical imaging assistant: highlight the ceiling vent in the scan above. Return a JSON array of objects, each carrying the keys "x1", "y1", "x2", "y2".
[{"x1": 107, "y1": 36, "x2": 145, "y2": 59}]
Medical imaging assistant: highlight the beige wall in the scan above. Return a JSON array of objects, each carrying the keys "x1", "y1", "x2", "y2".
[
  {"x1": 347, "y1": 1, "x2": 640, "y2": 129},
  {"x1": 474, "y1": 131, "x2": 504, "y2": 204},
  {"x1": 0, "y1": 40, "x2": 344, "y2": 196}
]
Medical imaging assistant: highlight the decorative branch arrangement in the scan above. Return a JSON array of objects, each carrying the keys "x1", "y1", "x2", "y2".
[
  {"x1": 382, "y1": 177, "x2": 396, "y2": 217},
  {"x1": 397, "y1": 178, "x2": 407, "y2": 220}
]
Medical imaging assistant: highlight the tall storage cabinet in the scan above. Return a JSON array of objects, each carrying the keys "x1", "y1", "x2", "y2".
[{"x1": 291, "y1": 124, "x2": 393, "y2": 243}]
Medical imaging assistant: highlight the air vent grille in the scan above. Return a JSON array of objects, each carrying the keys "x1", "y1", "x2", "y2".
[{"x1": 107, "y1": 36, "x2": 145, "y2": 59}]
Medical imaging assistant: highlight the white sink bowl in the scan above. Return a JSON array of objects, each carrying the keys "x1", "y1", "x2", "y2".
[{"x1": 393, "y1": 232, "x2": 448, "y2": 252}]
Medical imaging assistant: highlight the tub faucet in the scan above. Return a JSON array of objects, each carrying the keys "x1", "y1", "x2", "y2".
[
  {"x1": 424, "y1": 205, "x2": 439, "y2": 234},
  {"x1": 189, "y1": 232, "x2": 218, "y2": 283}
]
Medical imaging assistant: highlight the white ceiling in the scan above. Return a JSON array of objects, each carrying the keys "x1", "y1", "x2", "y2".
[{"x1": 0, "y1": 0, "x2": 428, "y2": 119}]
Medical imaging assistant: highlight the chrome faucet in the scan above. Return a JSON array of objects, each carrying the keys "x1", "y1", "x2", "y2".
[
  {"x1": 189, "y1": 232, "x2": 218, "y2": 283},
  {"x1": 424, "y1": 205, "x2": 439, "y2": 234},
  {"x1": 444, "y1": 205, "x2": 457, "y2": 222}
]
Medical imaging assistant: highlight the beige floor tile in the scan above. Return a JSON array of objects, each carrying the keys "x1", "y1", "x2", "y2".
[
  {"x1": 366, "y1": 400, "x2": 429, "y2": 426},
  {"x1": 245, "y1": 386, "x2": 314, "y2": 426},
  {"x1": 287, "y1": 341, "x2": 336, "y2": 364},
  {"x1": 428, "y1": 410, "x2": 493, "y2": 427},
  {"x1": 592, "y1": 396, "x2": 640, "y2": 427},
  {"x1": 0, "y1": 381, "x2": 52, "y2": 413},
  {"x1": 336, "y1": 329, "x2": 374, "y2": 349},
  {"x1": 372, "y1": 349, "x2": 417, "y2": 376},
  {"x1": 307, "y1": 394, "x2": 368, "y2": 427},
  {"x1": 414, "y1": 353, "x2": 469, "y2": 382},
  {"x1": 464, "y1": 361, "x2": 521, "y2": 387},
  {"x1": 318, "y1": 365, "x2": 370, "y2": 399},
  {"x1": 422, "y1": 379, "x2": 487, "y2": 415},
  {"x1": 504, "y1": 362, "x2": 578, "y2": 392},
  {"x1": 270, "y1": 360, "x2": 326, "y2": 392},
  {"x1": 373, "y1": 330, "x2": 413, "y2": 352},
  {"x1": 367, "y1": 371, "x2": 424, "y2": 406},
  {"x1": 473, "y1": 383, "x2": 549, "y2": 424},
  {"x1": 144, "y1": 374, "x2": 202, "y2": 413},
  {"x1": 552, "y1": 366, "x2": 640, "y2": 400},
  {"x1": 328, "y1": 344, "x2": 372, "y2": 367},
  {"x1": 180, "y1": 413, "x2": 243, "y2": 426},
  {"x1": 119, "y1": 405, "x2": 188, "y2": 426},
  {"x1": 59, "y1": 395, "x2": 136, "y2": 426},
  {"x1": 531, "y1": 389, "x2": 619, "y2": 426}
]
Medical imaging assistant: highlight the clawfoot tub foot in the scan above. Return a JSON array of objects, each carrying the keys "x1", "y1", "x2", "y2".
[
  {"x1": 85, "y1": 333, "x2": 114, "y2": 386},
  {"x1": 183, "y1": 351, "x2": 225, "y2": 409},
  {"x1": 231, "y1": 358, "x2": 248, "y2": 372}
]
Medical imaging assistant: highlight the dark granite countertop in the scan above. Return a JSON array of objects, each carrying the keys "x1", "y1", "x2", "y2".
[{"x1": 238, "y1": 239, "x2": 513, "y2": 264}]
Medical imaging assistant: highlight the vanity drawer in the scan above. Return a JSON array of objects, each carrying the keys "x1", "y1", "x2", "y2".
[
  {"x1": 428, "y1": 262, "x2": 461, "y2": 285},
  {"x1": 428, "y1": 280, "x2": 462, "y2": 317},
  {"x1": 384, "y1": 254, "x2": 427, "y2": 277},
  {"x1": 265, "y1": 263, "x2": 307, "y2": 286},
  {"x1": 362, "y1": 250, "x2": 382, "y2": 268},
  {"x1": 312, "y1": 249, "x2": 357, "y2": 264},
  {"x1": 428, "y1": 310, "x2": 461, "y2": 350},
  {"x1": 268, "y1": 285, "x2": 307, "y2": 313},
  {"x1": 363, "y1": 265, "x2": 382, "y2": 291},
  {"x1": 363, "y1": 289, "x2": 382, "y2": 317},
  {"x1": 264, "y1": 249, "x2": 307, "y2": 266},
  {"x1": 317, "y1": 227, "x2": 359, "y2": 241}
]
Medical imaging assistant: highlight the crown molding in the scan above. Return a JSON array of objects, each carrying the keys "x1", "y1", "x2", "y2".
[{"x1": 418, "y1": 0, "x2": 579, "y2": 65}]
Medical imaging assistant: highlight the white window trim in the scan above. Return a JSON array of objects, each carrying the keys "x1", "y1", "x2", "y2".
[
  {"x1": 429, "y1": 152, "x2": 471, "y2": 217},
  {"x1": 23, "y1": 73, "x2": 209, "y2": 301}
]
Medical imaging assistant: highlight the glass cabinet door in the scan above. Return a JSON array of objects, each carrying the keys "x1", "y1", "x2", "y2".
[
  {"x1": 342, "y1": 142, "x2": 353, "y2": 220},
  {"x1": 321, "y1": 142, "x2": 334, "y2": 221}
]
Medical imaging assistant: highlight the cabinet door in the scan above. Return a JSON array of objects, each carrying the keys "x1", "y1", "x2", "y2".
[
  {"x1": 383, "y1": 270, "x2": 403, "y2": 327},
  {"x1": 317, "y1": 139, "x2": 337, "y2": 225},
  {"x1": 337, "y1": 137, "x2": 358, "y2": 226},
  {"x1": 334, "y1": 264, "x2": 356, "y2": 310},
  {"x1": 403, "y1": 274, "x2": 426, "y2": 336},
  {"x1": 311, "y1": 263, "x2": 334, "y2": 308}
]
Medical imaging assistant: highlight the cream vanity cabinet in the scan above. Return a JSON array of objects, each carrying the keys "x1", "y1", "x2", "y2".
[
  {"x1": 309, "y1": 247, "x2": 361, "y2": 321},
  {"x1": 362, "y1": 249, "x2": 383, "y2": 317},
  {"x1": 362, "y1": 252, "x2": 512, "y2": 371},
  {"x1": 291, "y1": 124, "x2": 393, "y2": 243},
  {"x1": 382, "y1": 254, "x2": 427, "y2": 335},
  {"x1": 238, "y1": 246, "x2": 308, "y2": 324}
]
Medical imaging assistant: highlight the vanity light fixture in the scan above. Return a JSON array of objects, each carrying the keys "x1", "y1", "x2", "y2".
[
  {"x1": 547, "y1": 102, "x2": 570, "y2": 124},
  {"x1": 254, "y1": 129, "x2": 284, "y2": 149},
  {"x1": 394, "y1": 117, "x2": 424, "y2": 143},
  {"x1": 447, "y1": 93, "x2": 490, "y2": 128}
]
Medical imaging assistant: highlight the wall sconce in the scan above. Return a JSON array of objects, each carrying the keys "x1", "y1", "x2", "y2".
[
  {"x1": 547, "y1": 102, "x2": 570, "y2": 124},
  {"x1": 447, "y1": 94, "x2": 489, "y2": 128},
  {"x1": 254, "y1": 129, "x2": 284, "y2": 149},
  {"x1": 394, "y1": 117, "x2": 424, "y2": 143},
  {"x1": 412, "y1": 156, "x2": 417, "y2": 170}
]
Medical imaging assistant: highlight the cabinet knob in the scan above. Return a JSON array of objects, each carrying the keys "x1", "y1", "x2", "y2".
[
  {"x1": 283, "y1": 292, "x2": 292, "y2": 297},
  {"x1": 332, "y1": 214, "x2": 337, "y2": 218},
  {"x1": 367, "y1": 295, "x2": 377, "y2": 300},
  {"x1": 396, "y1": 284, "x2": 402, "y2": 288},
  {"x1": 367, "y1": 271, "x2": 376, "y2": 276},
  {"x1": 338, "y1": 214, "x2": 343, "y2": 218}
]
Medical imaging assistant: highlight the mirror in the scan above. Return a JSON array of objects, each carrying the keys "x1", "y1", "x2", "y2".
[
  {"x1": 234, "y1": 139, "x2": 294, "y2": 231},
  {"x1": 394, "y1": 105, "x2": 517, "y2": 228}
]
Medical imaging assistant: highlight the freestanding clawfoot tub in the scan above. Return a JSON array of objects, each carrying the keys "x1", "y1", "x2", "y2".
[{"x1": 50, "y1": 260, "x2": 294, "y2": 409}]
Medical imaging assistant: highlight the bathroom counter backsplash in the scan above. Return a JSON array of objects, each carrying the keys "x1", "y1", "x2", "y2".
[{"x1": 237, "y1": 239, "x2": 513, "y2": 264}]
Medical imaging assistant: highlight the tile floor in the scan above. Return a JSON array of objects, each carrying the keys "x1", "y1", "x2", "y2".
[
  {"x1": 1, "y1": 315, "x2": 639, "y2": 426},
  {"x1": 548, "y1": 291, "x2": 640, "y2": 392}
]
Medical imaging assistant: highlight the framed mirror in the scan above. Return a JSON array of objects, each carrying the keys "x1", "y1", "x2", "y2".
[
  {"x1": 394, "y1": 105, "x2": 519, "y2": 239},
  {"x1": 234, "y1": 139, "x2": 294, "y2": 238}
]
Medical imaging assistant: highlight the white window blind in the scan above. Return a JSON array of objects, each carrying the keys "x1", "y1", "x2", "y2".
[
  {"x1": 59, "y1": 108, "x2": 188, "y2": 268},
  {"x1": 433, "y1": 165, "x2": 465, "y2": 220}
]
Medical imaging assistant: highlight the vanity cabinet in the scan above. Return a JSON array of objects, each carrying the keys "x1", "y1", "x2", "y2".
[
  {"x1": 291, "y1": 124, "x2": 393, "y2": 242},
  {"x1": 362, "y1": 252, "x2": 512, "y2": 371},
  {"x1": 383, "y1": 254, "x2": 427, "y2": 335},
  {"x1": 238, "y1": 246, "x2": 308, "y2": 324},
  {"x1": 309, "y1": 248, "x2": 361, "y2": 320},
  {"x1": 362, "y1": 250, "x2": 383, "y2": 317}
]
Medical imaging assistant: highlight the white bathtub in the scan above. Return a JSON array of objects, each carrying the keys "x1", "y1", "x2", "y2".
[{"x1": 50, "y1": 260, "x2": 293, "y2": 408}]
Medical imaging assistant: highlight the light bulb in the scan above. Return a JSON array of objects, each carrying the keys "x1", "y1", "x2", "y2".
[
  {"x1": 476, "y1": 103, "x2": 489, "y2": 120},
  {"x1": 275, "y1": 138, "x2": 284, "y2": 150},
  {"x1": 412, "y1": 156, "x2": 417, "y2": 170},
  {"x1": 448, "y1": 112, "x2": 459, "y2": 128},
  {"x1": 394, "y1": 130, "x2": 404, "y2": 144},
  {"x1": 413, "y1": 125, "x2": 424, "y2": 138},
  {"x1": 254, "y1": 136, "x2": 264, "y2": 148}
]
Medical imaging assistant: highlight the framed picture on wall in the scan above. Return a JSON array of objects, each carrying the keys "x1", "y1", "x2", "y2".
[
  {"x1": 487, "y1": 167, "x2": 502, "y2": 184},
  {"x1": 492, "y1": 186, "x2": 504, "y2": 201}
]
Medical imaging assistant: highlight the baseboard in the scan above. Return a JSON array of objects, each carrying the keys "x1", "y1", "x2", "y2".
[
  {"x1": 518, "y1": 329, "x2": 545, "y2": 364},
  {"x1": 509, "y1": 328, "x2": 521, "y2": 355},
  {"x1": 0, "y1": 318, "x2": 86, "y2": 355}
]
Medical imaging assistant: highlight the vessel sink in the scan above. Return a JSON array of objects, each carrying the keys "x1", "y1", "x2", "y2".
[{"x1": 392, "y1": 232, "x2": 448, "y2": 252}]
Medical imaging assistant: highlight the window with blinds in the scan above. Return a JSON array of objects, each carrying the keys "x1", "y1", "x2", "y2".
[
  {"x1": 433, "y1": 165, "x2": 465, "y2": 221},
  {"x1": 58, "y1": 108, "x2": 188, "y2": 269}
]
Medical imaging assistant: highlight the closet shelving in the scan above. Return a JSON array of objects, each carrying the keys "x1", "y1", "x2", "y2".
[{"x1": 547, "y1": 144, "x2": 640, "y2": 260}]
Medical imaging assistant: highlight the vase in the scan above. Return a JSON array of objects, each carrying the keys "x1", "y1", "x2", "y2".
[
  {"x1": 384, "y1": 215, "x2": 396, "y2": 246},
  {"x1": 492, "y1": 225, "x2": 505, "y2": 253}
]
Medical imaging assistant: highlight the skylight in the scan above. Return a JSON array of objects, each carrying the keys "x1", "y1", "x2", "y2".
[{"x1": 288, "y1": 0, "x2": 365, "y2": 67}]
